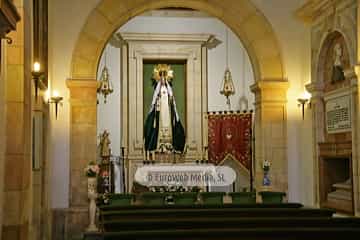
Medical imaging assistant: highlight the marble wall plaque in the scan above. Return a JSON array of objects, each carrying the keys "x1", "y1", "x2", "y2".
[{"x1": 326, "y1": 94, "x2": 351, "y2": 133}]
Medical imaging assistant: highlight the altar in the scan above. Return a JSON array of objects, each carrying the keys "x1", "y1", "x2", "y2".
[
  {"x1": 97, "y1": 111, "x2": 253, "y2": 195},
  {"x1": 116, "y1": 33, "x2": 210, "y2": 191}
]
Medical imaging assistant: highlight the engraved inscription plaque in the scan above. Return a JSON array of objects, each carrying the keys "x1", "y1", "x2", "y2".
[{"x1": 326, "y1": 95, "x2": 351, "y2": 133}]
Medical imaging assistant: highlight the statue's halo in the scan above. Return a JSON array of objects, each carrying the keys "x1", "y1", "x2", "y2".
[{"x1": 152, "y1": 64, "x2": 174, "y2": 82}]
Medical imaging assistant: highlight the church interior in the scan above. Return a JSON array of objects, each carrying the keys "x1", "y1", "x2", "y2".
[{"x1": 1, "y1": 0, "x2": 360, "y2": 239}]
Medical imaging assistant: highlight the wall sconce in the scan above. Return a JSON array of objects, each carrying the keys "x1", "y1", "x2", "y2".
[
  {"x1": 31, "y1": 62, "x2": 45, "y2": 101},
  {"x1": 297, "y1": 91, "x2": 311, "y2": 120},
  {"x1": 48, "y1": 91, "x2": 63, "y2": 119}
]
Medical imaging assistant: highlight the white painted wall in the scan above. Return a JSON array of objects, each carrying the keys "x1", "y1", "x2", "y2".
[
  {"x1": 48, "y1": 0, "x2": 101, "y2": 208},
  {"x1": 48, "y1": 0, "x2": 312, "y2": 208},
  {"x1": 96, "y1": 16, "x2": 255, "y2": 162},
  {"x1": 97, "y1": 45, "x2": 121, "y2": 157}
]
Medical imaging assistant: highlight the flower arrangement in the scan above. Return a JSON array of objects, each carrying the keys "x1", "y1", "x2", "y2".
[
  {"x1": 263, "y1": 160, "x2": 271, "y2": 172},
  {"x1": 150, "y1": 185, "x2": 189, "y2": 193},
  {"x1": 84, "y1": 161, "x2": 100, "y2": 177}
]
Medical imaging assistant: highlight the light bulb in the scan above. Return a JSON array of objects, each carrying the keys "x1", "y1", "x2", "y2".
[
  {"x1": 33, "y1": 62, "x2": 41, "y2": 72},
  {"x1": 53, "y1": 90, "x2": 59, "y2": 98},
  {"x1": 300, "y1": 90, "x2": 311, "y2": 100}
]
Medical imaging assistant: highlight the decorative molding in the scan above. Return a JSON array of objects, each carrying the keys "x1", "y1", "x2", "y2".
[
  {"x1": 295, "y1": 0, "x2": 332, "y2": 24},
  {"x1": 202, "y1": 35, "x2": 222, "y2": 49},
  {"x1": 0, "y1": 0, "x2": 21, "y2": 39},
  {"x1": 295, "y1": 0, "x2": 356, "y2": 24},
  {"x1": 306, "y1": 82, "x2": 325, "y2": 98},
  {"x1": 121, "y1": 33, "x2": 208, "y2": 161},
  {"x1": 108, "y1": 34, "x2": 126, "y2": 48},
  {"x1": 250, "y1": 79, "x2": 289, "y2": 92},
  {"x1": 139, "y1": 9, "x2": 211, "y2": 18},
  {"x1": 119, "y1": 32, "x2": 211, "y2": 43},
  {"x1": 318, "y1": 141, "x2": 352, "y2": 157}
]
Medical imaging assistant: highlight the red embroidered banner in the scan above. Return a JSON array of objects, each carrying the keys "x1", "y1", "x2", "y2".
[{"x1": 208, "y1": 113, "x2": 252, "y2": 169}]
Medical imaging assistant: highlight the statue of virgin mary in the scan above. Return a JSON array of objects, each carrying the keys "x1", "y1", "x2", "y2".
[{"x1": 144, "y1": 64, "x2": 186, "y2": 153}]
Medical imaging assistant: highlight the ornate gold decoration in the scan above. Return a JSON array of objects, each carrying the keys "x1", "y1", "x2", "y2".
[
  {"x1": 152, "y1": 64, "x2": 174, "y2": 82},
  {"x1": 97, "y1": 66, "x2": 113, "y2": 103},
  {"x1": 220, "y1": 68, "x2": 235, "y2": 107}
]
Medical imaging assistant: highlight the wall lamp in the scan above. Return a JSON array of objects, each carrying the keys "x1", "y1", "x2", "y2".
[
  {"x1": 48, "y1": 91, "x2": 63, "y2": 119},
  {"x1": 297, "y1": 91, "x2": 311, "y2": 120},
  {"x1": 32, "y1": 62, "x2": 45, "y2": 101}
]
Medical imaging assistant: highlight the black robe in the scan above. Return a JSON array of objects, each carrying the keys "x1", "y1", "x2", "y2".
[{"x1": 144, "y1": 98, "x2": 185, "y2": 153}]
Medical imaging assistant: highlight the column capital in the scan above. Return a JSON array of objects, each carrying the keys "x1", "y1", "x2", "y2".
[
  {"x1": 250, "y1": 79, "x2": 289, "y2": 92},
  {"x1": 305, "y1": 82, "x2": 324, "y2": 98},
  {"x1": 66, "y1": 79, "x2": 98, "y2": 89},
  {"x1": 66, "y1": 79, "x2": 98, "y2": 101},
  {"x1": 250, "y1": 79, "x2": 289, "y2": 104}
]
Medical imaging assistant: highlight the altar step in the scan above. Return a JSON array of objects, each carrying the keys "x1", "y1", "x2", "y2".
[
  {"x1": 82, "y1": 204, "x2": 360, "y2": 239},
  {"x1": 85, "y1": 227, "x2": 360, "y2": 240},
  {"x1": 101, "y1": 217, "x2": 360, "y2": 232},
  {"x1": 99, "y1": 203, "x2": 335, "y2": 222}
]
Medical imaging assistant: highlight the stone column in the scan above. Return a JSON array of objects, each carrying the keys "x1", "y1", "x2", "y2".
[
  {"x1": 354, "y1": 65, "x2": 360, "y2": 216},
  {"x1": 2, "y1": 0, "x2": 32, "y2": 239},
  {"x1": 306, "y1": 82, "x2": 325, "y2": 207},
  {"x1": 251, "y1": 80, "x2": 289, "y2": 193},
  {"x1": 353, "y1": 0, "x2": 360, "y2": 216},
  {"x1": 66, "y1": 79, "x2": 97, "y2": 237},
  {"x1": 357, "y1": 0, "x2": 360, "y2": 64},
  {"x1": 349, "y1": 75, "x2": 359, "y2": 216},
  {"x1": 67, "y1": 79, "x2": 98, "y2": 206},
  {"x1": 0, "y1": 41, "x2": 5, "y2": 240}
]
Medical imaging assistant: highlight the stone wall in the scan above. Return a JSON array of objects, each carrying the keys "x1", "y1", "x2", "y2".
[
  {"x1": 297, "y1": 0, "x2": 360, "y2": 215},
  {"x1": 1, "y1": 0, "x2": 33, "y2": 238}
]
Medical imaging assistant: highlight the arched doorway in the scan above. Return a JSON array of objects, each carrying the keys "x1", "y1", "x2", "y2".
[{"x1": 66, "y1": 0, "x2": 289, "y2": 230}]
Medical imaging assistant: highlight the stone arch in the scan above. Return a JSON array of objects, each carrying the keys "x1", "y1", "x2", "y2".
[
  {"x1": 70, "y1": 0, "x2": 284, "y2": 82},
  {"x1": 66, "y1": 0, "x2": 289, "y2": 215}
]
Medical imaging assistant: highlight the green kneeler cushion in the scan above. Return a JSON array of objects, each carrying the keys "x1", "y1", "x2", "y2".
[
  {"x1": 172, "y1": 192, "x2": 198, "y2": 205},
  {"x1": 140, "y1": 192, "x2": 167, "y2": 206},
  {"x1": 259, "y1": 191, "x2": 286, "y2": 204},
  {"x1": 200, "y1": 192, "x2": 226, "y2": 205},
  {"x1": 229, "y1": 192, "x2": 256, "y2": 204},
  {"x1": 109, "y1": 194, "x2": 134, "y2": 206}
]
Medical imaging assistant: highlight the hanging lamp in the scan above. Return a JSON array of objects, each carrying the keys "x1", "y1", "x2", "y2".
[
  {"x1": 220, "y1": 28, "x2": 235, "y2": 110},
  {"x1": 97, "y1": 48, "x2": 114, "y2": 103}
]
